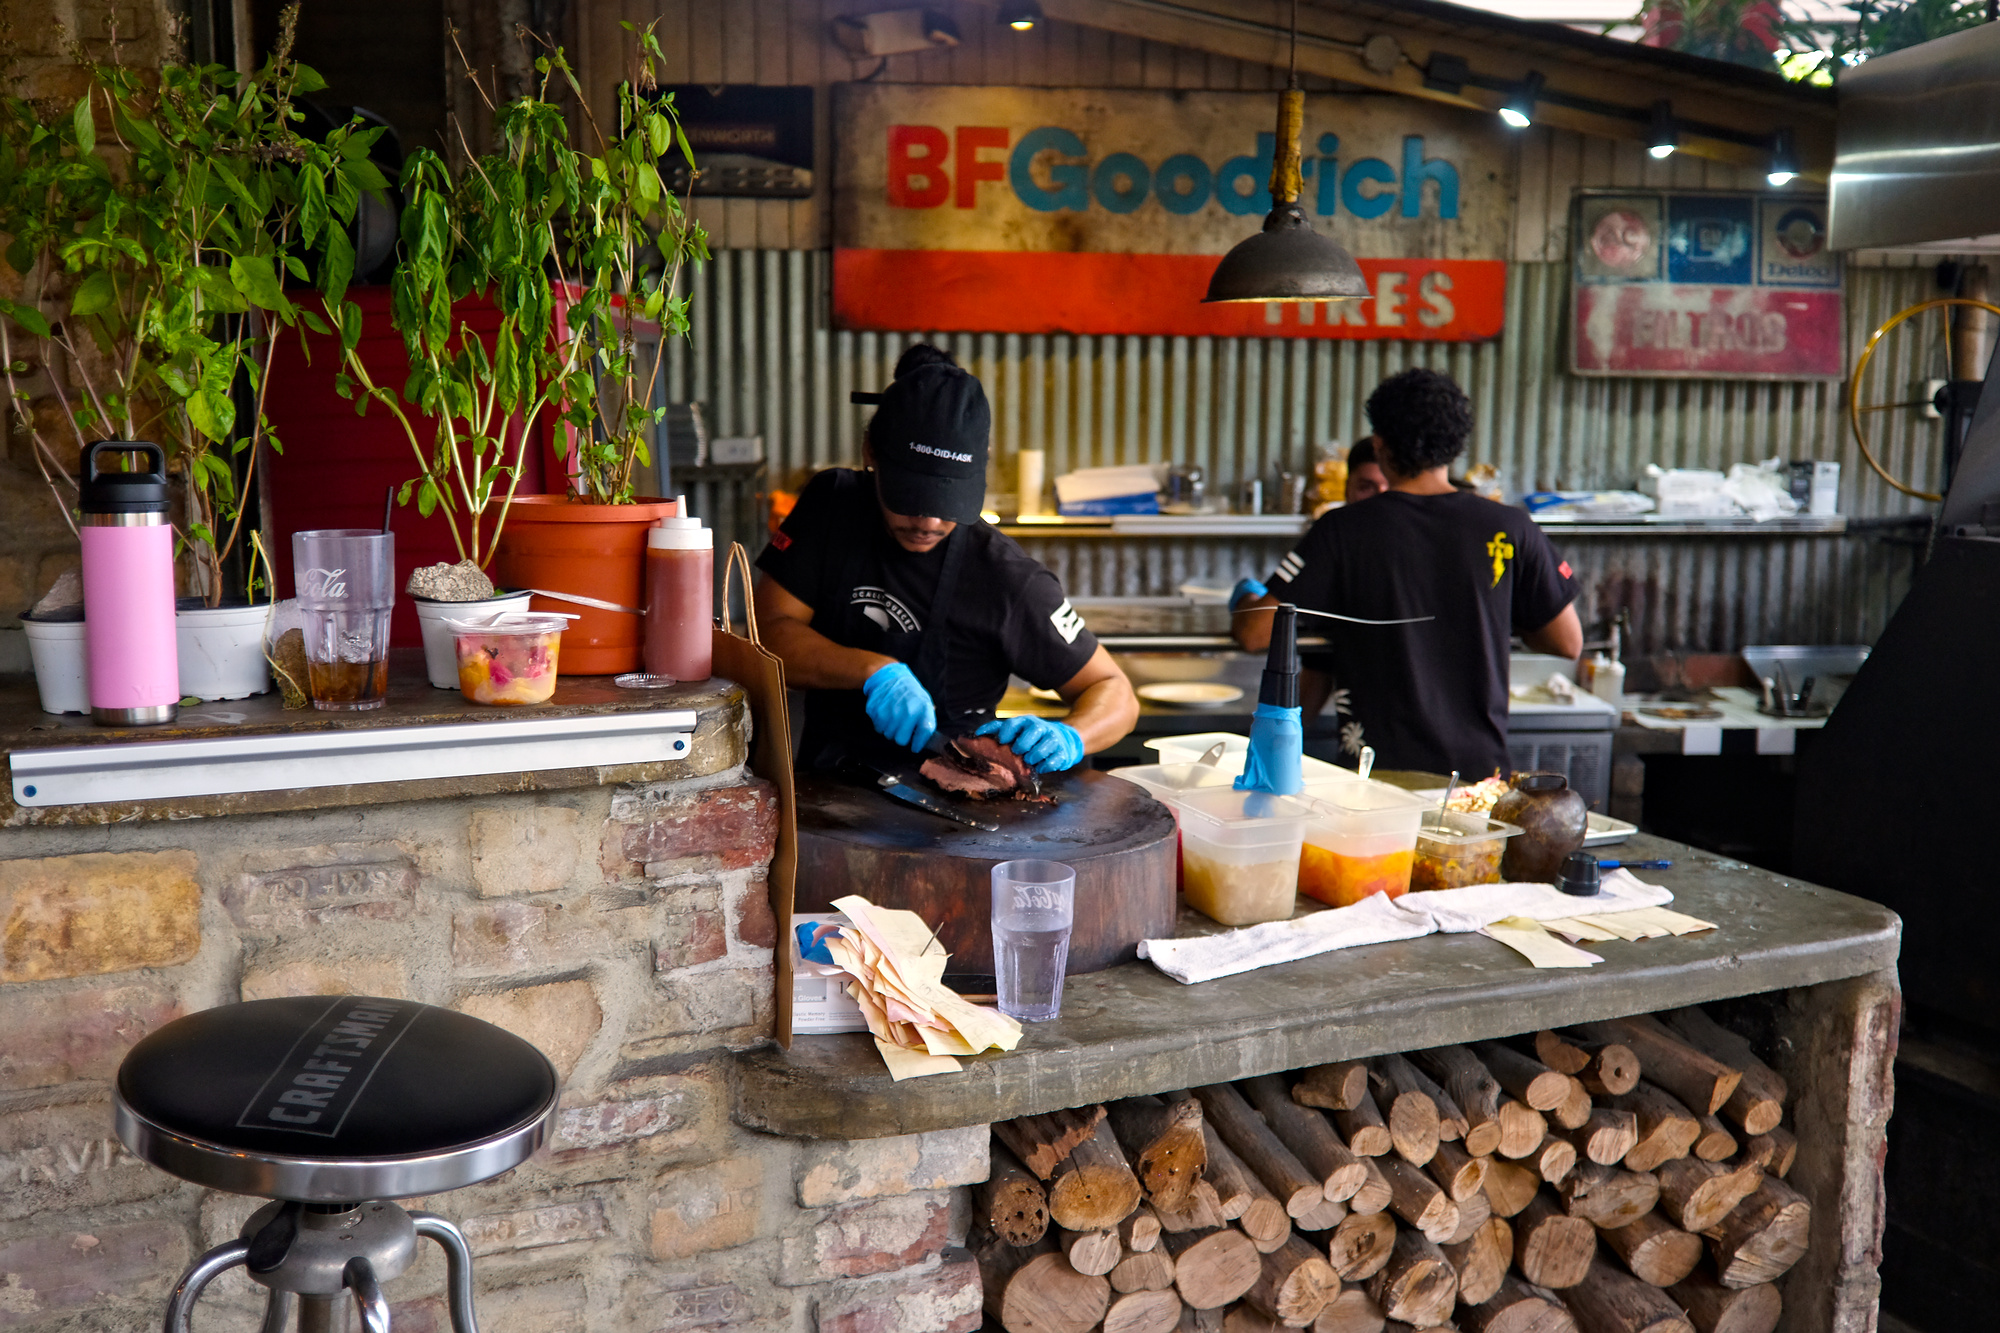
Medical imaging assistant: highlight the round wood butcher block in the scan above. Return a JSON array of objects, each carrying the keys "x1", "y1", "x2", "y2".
[{"x1": 793, "y1": 768, "x2": 1178, "y2": 984}]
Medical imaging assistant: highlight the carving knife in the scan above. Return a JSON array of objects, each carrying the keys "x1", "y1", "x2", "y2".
[{"x1": 874, "y1": 770, "x2": 999, "y2": 832}]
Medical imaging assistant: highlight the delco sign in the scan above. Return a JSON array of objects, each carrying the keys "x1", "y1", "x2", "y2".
[{"x1": 832, "y1": 85, "x2": 1514, "y2": 341}]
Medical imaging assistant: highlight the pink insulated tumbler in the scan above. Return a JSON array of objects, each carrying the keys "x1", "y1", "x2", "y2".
[{"x1": 79, "y1": 441, "x2": 180, "y2": 726}]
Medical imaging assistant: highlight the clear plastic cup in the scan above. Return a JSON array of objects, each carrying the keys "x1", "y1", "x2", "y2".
[
  {"x1": 292, "y1": 529, "x2": 394, "y2": 711},
  {"x1": 991, "y1": 860, "x2": 1076, "y2": 1022}
]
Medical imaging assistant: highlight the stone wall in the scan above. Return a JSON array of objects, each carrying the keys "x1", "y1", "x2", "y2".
[{"x1": 0, "y1": 765, "x2": 983, "y2": 1333}]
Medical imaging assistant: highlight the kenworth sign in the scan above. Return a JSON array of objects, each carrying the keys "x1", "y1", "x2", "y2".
[{"x1": 833, "y1": 85, "x2": 1515, "y2": 341}]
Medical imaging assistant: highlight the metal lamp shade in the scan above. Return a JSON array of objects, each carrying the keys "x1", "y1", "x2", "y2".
[{"x1": 1203, "y1": 203, "x2": 1368, "y2": 303}]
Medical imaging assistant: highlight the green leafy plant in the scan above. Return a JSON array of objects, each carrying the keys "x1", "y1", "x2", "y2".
[
  {"x1": 1631, "y1": 0, "x2": 1988, "y2": 82},
  {"x1": 0, "y1": 6, "x2": 383, "y2": 604},
  {"x1": 326, "y1": 19, "x2": 707, "y2": 569}
]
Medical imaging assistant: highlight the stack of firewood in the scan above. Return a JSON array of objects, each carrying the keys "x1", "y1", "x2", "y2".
[{"x1": 974, "y1": 1007, "x2": 1805, "y2": 1333}]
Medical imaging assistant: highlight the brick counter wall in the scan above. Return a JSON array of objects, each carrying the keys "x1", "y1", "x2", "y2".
[{"x1": 0, "y1": 767, "x2": 983, "y2": 1333}]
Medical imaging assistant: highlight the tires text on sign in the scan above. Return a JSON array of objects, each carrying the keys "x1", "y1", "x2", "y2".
[
  {"x1": 1570, "y1": 189, "x2": 1844, "y2": 380},
  {"x1": 832, "y1": 85, "x2": 1515, "y2": 341}
]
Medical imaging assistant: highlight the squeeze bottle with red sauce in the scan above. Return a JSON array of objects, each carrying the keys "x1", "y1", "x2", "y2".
[{"x1": 643, "y1": 499, "x2": 713, "y2": 682}]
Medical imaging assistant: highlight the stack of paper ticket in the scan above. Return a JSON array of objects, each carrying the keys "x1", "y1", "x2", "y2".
[{"x1": 809, "y1": 895, "x2": 1024, "y2": 1080}]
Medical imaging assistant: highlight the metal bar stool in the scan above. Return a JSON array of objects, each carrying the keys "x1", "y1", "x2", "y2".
[{"x1": 114, "y1": 995, "x2": 559, "y2": 1333}]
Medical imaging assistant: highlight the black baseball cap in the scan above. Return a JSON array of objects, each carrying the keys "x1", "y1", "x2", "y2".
[{"x1": 851, "y1": 362, "x2": 990, "y2": 523}]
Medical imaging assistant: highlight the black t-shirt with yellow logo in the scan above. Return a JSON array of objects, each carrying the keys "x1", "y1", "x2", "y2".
[{"x1": 1267, "y1": 490, "x2": 1577, "y2": 777}]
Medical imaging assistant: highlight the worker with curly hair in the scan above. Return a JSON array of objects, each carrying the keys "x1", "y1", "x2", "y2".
[{"x1": 1233, "y1": 368, "x2": 1582, "y2": 776}]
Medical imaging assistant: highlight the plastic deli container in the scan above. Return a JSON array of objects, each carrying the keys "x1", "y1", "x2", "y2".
[
  {"x1": 1410, "y1": 812, "x2": 1526, "y2": 892},
  {"x1": 1164, "y1": 787, "x2": 1315, "y2": 927},
  {"x1": 1109, "y1": 761, "x2": 1240, "y2": 803},
  {"x1": 1145, "y1": 733, "x2": 1364, "y2": 790},
  {"x1": 1299, "y1": 781, "x2": 1431, "y2": 907},
  {"x1": 1145, "y1": 732, "x2": 1249, "y2": 768},
  {"x1": 448, "y1": 613, "x2": 569, "y2": 705}
]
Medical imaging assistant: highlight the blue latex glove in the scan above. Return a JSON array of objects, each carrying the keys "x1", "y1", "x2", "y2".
[
  {"x1": 1229, "y1": 577, "x2": 1269, "y2": 610},
  {"x1": 1234, "y1": 702, "x2": 1304, "y2": 797},
  {"x1": 977, "y1": 715, "x2": 1085, "y2": 774},
  {"x1": 861, "y1": 662, "x2": 936, "y2": 752}
]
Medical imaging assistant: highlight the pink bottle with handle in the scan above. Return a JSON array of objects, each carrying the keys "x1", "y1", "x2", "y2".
[{"x1": 79, "y1": 440, "x2": 180, "y2": 726}]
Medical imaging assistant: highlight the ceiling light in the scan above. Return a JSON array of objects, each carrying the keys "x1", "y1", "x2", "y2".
[
  {"x1": 997, "y1": 0, "x2": 1043, "y2": 30},
  {"x1": 1499, "y1": 72, "x2": 1544, "y2": 130},
  {"x1": 1649, "y1": 100, "x2": 1676, "y2": 159},
  {"x1": 1767, "y1": 127, "x2": 1799, "y2": 187},
  {"x1": 1203, "y1": 0, "x2": 1367, "y2": 305}
]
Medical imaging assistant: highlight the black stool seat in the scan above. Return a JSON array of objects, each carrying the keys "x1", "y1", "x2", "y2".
[{"x1": 116, "y1": 996, "x2": 558, "y2": 1202}]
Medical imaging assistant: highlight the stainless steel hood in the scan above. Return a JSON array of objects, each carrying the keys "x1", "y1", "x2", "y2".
[{"x1": 1828, "y1": 22, "x2": 2000, "y2": 252}]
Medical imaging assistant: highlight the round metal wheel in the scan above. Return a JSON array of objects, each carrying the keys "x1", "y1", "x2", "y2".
[{"x1": 1848, "y1": 296, "x2": 2000, "y2": 502}]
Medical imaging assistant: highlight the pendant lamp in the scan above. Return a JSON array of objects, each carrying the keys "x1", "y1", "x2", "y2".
[{"x1": 1202, "y1": 0, "x2": 1366, "y2": 305}]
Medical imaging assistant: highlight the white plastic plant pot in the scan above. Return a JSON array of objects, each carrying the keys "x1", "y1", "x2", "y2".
[
  {"x1": 22, "y1": 615, "x2": 89, "y2": 714},
  {"x1": 413, "y1": 592, "x2": 533, "y2": 689},
  {"x1": 175, "y1": 602, "x2": 274, "y2": 701}
]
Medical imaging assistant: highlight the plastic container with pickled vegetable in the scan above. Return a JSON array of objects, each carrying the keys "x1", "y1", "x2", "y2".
[
  {"x1": 1410, "y1": 812, "x2": 1525, "y2": 892},
  {"x1": 1162, "y1": 787, "x2": 1314, "y2": 926},
  {"x1": 1299, "y1": 780, "x2": 1429, "y2": 907},
  {"x1": 449, "y1": 613, "x2": 569, "y2": 705}
]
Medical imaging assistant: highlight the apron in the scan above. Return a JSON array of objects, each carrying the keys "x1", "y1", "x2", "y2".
[{"x1": 805, "y1": 495, "x2": 970, "y2": 769}]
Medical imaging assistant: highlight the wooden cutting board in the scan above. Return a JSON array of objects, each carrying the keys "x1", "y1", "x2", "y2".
[{"x1": 794, "y1": 768, "x2": 1177, "y2": 982}]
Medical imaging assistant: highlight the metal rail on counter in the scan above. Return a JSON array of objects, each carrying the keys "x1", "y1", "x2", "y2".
[{"x1": 1000, "y1": 514, "x2": 1849, "y2": 539}]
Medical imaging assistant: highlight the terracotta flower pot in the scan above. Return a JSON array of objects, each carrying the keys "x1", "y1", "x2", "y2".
[{"x1": 489, "y1": 495, "x2": 678, "y2": 675}]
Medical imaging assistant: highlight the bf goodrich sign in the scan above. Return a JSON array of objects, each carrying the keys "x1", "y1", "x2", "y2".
[{"x1": 833, "y1": 85, "x2": 1515, "y2": 342}]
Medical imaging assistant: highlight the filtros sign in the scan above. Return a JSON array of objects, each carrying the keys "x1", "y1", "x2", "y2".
[{"x1": 833, "y1": 85, "x2": 1514, "y2": 341}]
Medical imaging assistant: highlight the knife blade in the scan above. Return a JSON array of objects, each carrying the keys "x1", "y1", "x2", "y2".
[{"x1": 876, "y1": 773, "x2": 1000, "y2": 832}]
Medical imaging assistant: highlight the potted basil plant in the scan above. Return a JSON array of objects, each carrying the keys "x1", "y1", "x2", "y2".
[
  {"x1": 0, "y1": 11, "x2": 380, "y2": 701},
  {"x1": 328, "y1": 21, "x2": 708, "y2": 677}
]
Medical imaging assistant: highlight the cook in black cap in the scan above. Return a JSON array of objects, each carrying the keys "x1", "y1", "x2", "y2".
[{"x1": 755, "y1": 344, "x2": 1138, "y2": 773}]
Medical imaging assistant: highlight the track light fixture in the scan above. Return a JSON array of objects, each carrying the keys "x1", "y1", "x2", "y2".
[
  {"x1": 1648, "y1": 101, "x2": 1677, "y2": 159},
  {"x1": 997, "y1": 0, "x2": 1042, "y2": 30},
  {"x1": 1499, "y1": 72, "x2": 1544, "y2": 130},
  {"x1": 1767, "y1": 128, "x2": 1799, "y2": 186}
]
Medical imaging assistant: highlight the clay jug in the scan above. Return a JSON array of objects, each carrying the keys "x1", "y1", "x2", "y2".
[{"x1": 1493, "y1": 772, "x2": 1588, "y2": 882}]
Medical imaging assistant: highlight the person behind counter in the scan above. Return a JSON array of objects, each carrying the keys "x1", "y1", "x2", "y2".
[
  {"x1": 1345, "y1": 437, "x2": 1389, "y2": 503},
  {"x1": 753, "y1": 344, "x2": 1139, "y2": 774},
  {"x1": 1233, "y1": 368, "x2": 1582, "y2": 777}
]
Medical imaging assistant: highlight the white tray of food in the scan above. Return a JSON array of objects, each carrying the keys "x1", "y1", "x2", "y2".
[{"x1": 1412, "y1": 780, "x2": 1637, "y2": 847}]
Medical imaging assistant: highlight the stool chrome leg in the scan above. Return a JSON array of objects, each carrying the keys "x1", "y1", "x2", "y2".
[
  {"x1": 297, "y1": 1294, "x2": 351, "y2": 1333},
  {"x1": 410, "y1": 1213, "x2": 479, "y2": 1333},
  {"x1": 344, "y1": 1257, "x2": 390, "y2": 1333},
  {"x1": 258, "y1": 1289, "x2": 297, "y2": 1333},
  {"x1": 162, "y1": 1239, "x2": 251, "y2": 1333}
]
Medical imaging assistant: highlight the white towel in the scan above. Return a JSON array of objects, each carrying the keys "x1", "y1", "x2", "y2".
[
  {"x1": 1399, "y1": 869, "x2": 1672, "y2": 933},
  {"x1": 1138, "y1": 893, "x2": 1432, "y2": 985},
  {"x1": 1139, "y1": 870, "x2": 1673, "y2": 985}
]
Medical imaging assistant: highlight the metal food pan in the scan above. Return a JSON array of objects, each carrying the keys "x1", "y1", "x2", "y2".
[{"x1": 1739, "y1": 645, "x2": 1871, "y2": 709}]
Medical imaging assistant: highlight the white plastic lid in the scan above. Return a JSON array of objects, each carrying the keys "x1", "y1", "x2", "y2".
[{"x1": 648, "y1": 514, "x2": 712, "y2": 550}]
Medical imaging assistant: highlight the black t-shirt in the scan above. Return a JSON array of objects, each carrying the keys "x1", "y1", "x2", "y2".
[
  {"x1": 1267, "y1": 490, "x2": 1577, "y2": 777},
  {"x1": 756, "y1": 468, "x2": 1100, "y2": 768}
]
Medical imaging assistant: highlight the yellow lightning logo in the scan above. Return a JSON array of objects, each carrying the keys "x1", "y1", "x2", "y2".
[{"x1": 1485, "y1": 532, "x2": 1514, "y2": 588}]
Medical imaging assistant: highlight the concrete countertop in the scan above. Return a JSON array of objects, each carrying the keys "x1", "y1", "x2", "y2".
[
  {"x1": 733, "y1": 832, "x2": 1899, "y2": 1139},
  {"x1": 0, "y1": 650, "x2": 749, "y2": 825}
]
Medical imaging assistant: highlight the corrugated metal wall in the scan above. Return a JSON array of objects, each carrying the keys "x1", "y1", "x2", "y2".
[
  {"x1": 660, "y1": 250, "x2": 1942, "y2": 649},
  {"x1": 592, "y1": 2, "x2": 1966, "y2": 652}
]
